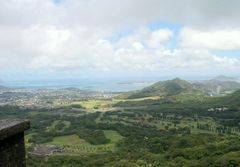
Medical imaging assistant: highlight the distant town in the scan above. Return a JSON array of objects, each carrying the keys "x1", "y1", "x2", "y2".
[{"x1": 0, "y1": 87, "x2": 117, "y2": 109}]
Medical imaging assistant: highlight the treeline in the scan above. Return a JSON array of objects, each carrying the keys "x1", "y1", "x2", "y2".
[
  {"x1": 27, "y1": 133, "x2": 240, "y2": 167},
  {"x1": 28, "y1": 112, "x2": 111, "y2": 145},
  {"x1": 77, "y1": 128, "x2": 110, "y2": 145}
]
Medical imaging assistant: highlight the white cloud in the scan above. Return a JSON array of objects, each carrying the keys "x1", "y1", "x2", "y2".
[
  {"x1": 148, "y1": 29, "x2": 173, "y2": 48},
  {"x1": 27, "y1": 27, "x2": 174, "y2": 71},
  {"x1": 180, "y1": 27, "x2": 240, "y2": 50},
  {"x1": 0, "y1": 23, "x2": 239, "y2": 75},
  {"x1": 0, "y1": 0, "x2": 240, "y2": 78},
  {"x1": 2, "y1": 0, "x2": 240, "y2": 29}
]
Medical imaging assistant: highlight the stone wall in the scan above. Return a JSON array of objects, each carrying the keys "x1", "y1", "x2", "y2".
[{"x1": 0, "y1": 120, "x2": 30, "y2": 167}]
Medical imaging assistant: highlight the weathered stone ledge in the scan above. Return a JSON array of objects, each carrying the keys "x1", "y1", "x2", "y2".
[
  {"x1": 0, "y1": 119, "x2": 30, "y2": 141},
  {"x1": 0, "y1": 119, "x2": 30, "y2": 167}
]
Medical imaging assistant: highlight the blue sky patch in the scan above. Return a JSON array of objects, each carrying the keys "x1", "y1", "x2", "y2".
[{"x1": 213, "y1": 50, "x2": 240, "y2": 58}]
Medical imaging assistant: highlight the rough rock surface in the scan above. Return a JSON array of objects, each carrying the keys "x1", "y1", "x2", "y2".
[{"x1": 0, "y1": 119, "x2": 30, "y2": 167}]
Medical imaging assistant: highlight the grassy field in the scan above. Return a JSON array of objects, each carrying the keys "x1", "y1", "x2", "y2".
[
  {"x1": 46, "y1": 120, "x2": 71, "y2": 132},
  {"x1": 25, "y1": 133, "x2": 36, "y2": 149},
  {"x1": 97, "y1": 110, "x2": 240, "y2": 135},
  {"x1": 70, "y1": 100, "x2": 113, "y2": 110},
  {"x1": 69, "y1": 96, "x2": 161, "y2": 110},
  {"x1": 48, "y1": 130, "x2": 124, "y2": 155}
]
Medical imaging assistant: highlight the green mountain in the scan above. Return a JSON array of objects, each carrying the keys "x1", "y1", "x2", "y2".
[
  {"x1": 213, "y1": 75, "x2": 239, "y2": 82},
  {"x1": 222, "y1": 89, "x2": 240, "y2": 107},
  {"x1": 128, "y1": 78, "x2": 205, "y2": 99},
  {"x1": 193, "y1": 77, "x2": 240, "y2": 95}
]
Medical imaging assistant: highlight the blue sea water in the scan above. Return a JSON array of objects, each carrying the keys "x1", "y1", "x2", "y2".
[{"x1": 3, "y1": 78, "x2": 159, "y2": 92}]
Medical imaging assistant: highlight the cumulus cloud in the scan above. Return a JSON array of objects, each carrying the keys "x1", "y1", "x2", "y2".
[
  {"x1": 27, "y1": 27, "x2": 174, "y2": 71},
  {"x1": 0, "y1": 0, "x2": 240, "y2": 78},
  {"x1": 180, "y1": 27, "x2": 240, "y2": 50},
  {"x1": 2, "y1": 0, "x2": 240, "y2": 28}
]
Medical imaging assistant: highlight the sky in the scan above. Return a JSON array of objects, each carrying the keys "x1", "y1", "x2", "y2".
[{"x1": 0, "y1": 0, "x2": 240, "y2": 81}]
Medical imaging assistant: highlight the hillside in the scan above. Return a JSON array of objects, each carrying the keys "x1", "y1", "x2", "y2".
[
  {"x1": 222, "y1": 89, "x2": 240, "y2": 107},
  {"x1": 193, "y1": 77, "x2": 240, "y2": 95},
  {"x1": 128, "y1": 78, "x2": 205, "y2": 99},
  {"x1": 213, "y1": 75, "x2": 240, "y2": 82}
]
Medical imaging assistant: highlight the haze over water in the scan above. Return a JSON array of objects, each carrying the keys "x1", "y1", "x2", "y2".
[{"x1": 3, "y1": 78, "x2": 158, "y2": 92}]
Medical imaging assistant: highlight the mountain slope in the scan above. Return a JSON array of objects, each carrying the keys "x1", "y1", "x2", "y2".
[
  {"x1": 222, "y1": 89, "x2": 240, "y2": 107},
  {"x1": 193, "y1": 76, "x2": 240, "y2": 95},
  {"x1": 213, "y1": 75, "x2": 240, "y2": 82},
  {"x1": 128, "y1": 78, "x2": 204, "y2": 99}
]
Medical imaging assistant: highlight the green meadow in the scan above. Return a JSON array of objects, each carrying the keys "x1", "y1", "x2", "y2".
[{"x1": 48, "y1": 130, "x2": 123, "y2": 155}]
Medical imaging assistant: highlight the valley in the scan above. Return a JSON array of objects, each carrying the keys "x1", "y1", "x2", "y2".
[{"x1": 1, "y1": 77, "x2": 240, "y2": 166}]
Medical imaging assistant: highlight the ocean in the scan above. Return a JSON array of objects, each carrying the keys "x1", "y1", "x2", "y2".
[{"x1": 2, "y1": 78, "x2": 158, "y2": 92}]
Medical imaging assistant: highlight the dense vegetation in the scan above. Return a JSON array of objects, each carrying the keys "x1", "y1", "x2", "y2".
[
  {"x1": 128, "y1": 78, "x2": 201, "y2": 99},
  {"x1": 1, "y1": 80, "x2": 240, "y2": 166}
]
